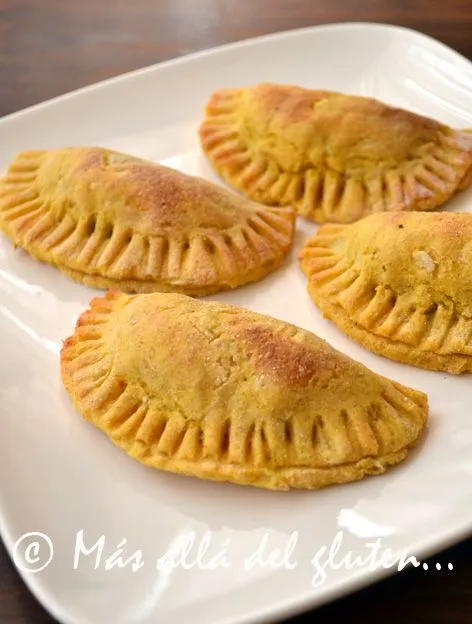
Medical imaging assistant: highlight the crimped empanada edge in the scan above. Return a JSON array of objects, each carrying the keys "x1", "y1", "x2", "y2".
[
  {"x1": 299, "y1": 224, "x2": 472, "y2": 374},
  {"x1": 307, "y1": 289, "x2": 472, "y2": 374},
  {"x1": 200, "y1": 88, "x2": 472, "y2": 224},
  {"x1": 58, "y1": 255, "x2": 288, "y2": 297},
  {"x1": 61, "y1": 290, "x2": 428, "y2": 491},
  {"x1": 0, "y1": 149, "x2": 295, "y2": 295}
]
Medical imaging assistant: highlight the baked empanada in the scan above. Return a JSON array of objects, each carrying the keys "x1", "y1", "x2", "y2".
[
  {"x1": 199, "y1": 83, "x2": 472, "y2": 224},
  {"x1": 0, "y1": 147, "x2": 295, "y2": 295},
  {"x1": 60, "y1": 290, "x2": 428, "y2": 491},
  {"x1": 299, "y1": 211, "x2": 472, "y2": 373}
]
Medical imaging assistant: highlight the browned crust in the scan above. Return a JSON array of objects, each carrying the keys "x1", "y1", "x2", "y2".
[
  {"x1": 60, "y1": 291, "x2": 428, "y2": 491},
  {"x1": 0, "y1": 148, "x2": 295, "y2": 295},
  {"x1": 199, "y1": 84, "x2": 472, "y2": 224},
  {"x1": 299, "y1": 216, "x2": 472, "y2": 374}
]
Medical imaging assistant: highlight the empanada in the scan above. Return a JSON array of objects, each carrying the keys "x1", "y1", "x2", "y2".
[
  {"x1": 0, "y1": 147, "x2": 295, "y2": 295},
  {"x1": 60, "y1": 290, "x2": 428, "y2": 491},
  {"x1": 199, "y1": 83, "x2": 472, "y2": 224},
  {"x1": 299, "y1": 211, "x2": 472, "y2": 373}
]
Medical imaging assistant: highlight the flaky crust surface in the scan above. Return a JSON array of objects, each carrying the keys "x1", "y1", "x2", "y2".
[
  {"x1": 299, "y1": 212, "x2": 472, "y2": 373},
  {"x1": 199, "y1": 83, "x2": 472, "y2": 224},
  {"x1": 0, "y1": 147, "x2": 295, "y2": 295},
  {"x1": 60, "y1": 291, "x2": 428, "y2": 491}
]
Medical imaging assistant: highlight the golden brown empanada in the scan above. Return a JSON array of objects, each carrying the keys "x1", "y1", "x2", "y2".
[
  {"x1": 0, "y1": 147, "x2": 295, "y2": 295},
  {"x1": 299, "y1": 211, "x2": 472, "y2": 374},
  {"x1": 199, "y1": 83, "x2": 472, "y2": 224},
  {"x1": 60, "y1": 290, "x2": 428, "y2": 491}
]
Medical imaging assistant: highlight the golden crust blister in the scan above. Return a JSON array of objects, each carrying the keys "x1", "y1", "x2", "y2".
[
  {"x1": 60, "y1": 290, "x2": 428, "y2": 491},
  {"x1": 299, "y1": 211, "x2": 472, "y2": 374},
  {"x1": 199, "y1": 83, "x2": 472, "y2": 224},
  {"x1": 0, "y1": 147, "x2": 295, "y2": 295}
]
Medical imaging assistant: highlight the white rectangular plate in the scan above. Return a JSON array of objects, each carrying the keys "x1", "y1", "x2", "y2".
[{"x1": 1, "y1": 22, "x2": 472, "y2": 624}]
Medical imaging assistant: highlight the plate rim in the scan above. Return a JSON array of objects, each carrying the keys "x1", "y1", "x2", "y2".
[
  {"x1": 1, "y1": 20, "x2": 471, "y2": 124},
  {"x1": 1, "y1": 19, "x2": 472, "y2": 624}
]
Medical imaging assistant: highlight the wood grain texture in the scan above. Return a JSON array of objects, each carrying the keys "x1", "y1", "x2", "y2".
[
  {"x1": 1, "y1": 1, "x2": 472, "y2": 622},
  {"x1": 1, "y1": 0, "x2": 472, "y2": 117}
]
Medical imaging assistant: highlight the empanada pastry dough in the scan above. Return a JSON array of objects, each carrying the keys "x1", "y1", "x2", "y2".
[
  {"x1": 60, "y1": 290, "x2": 428, "y2": 490},
  {"x1": 299, "y1": 211, "x2": 472, "y2": 373},
  {"x1": 0, "y1": 147, "x2": 295, "y2": 295},
  {"x1": 199, "y1": 83, "x2": 472, "y2": 224}
]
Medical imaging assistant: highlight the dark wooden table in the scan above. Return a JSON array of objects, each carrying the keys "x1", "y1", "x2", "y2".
[{"x1": 1, "y1": 1, "x2": 472, "y2": 622}]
